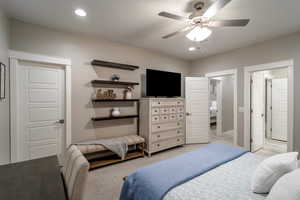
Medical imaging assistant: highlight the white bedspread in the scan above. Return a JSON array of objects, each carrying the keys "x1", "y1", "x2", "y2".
[{"x1": 164, "y1": 152, "x2": 267, "y2": 200}]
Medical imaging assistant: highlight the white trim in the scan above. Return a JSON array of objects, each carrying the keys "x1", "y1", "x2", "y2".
[
  {"x1": 205, "y1": 68, "x2": 238, "y2": 146},
  {"x1": 244, "y1": 59, "x2": 294, "y2": 151},
  {"x1": 216, "y1": 80, "x2": 223, "y2": 136},
  {"x1": 222, "y1": 129, "x2": 234, "y2": 136},
  {"x1": 9, "y1": 50, "x2": 71, "y2": 66},
  {"x1": 9, "y1": 50, "x2": 72, "y2": 163}
]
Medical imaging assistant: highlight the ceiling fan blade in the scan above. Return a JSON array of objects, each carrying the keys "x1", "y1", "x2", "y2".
[
  {"x1": 207, "y1": 19, "x2": 250, "y2": 27},
  {"x1": 203, "y1": 0, "x2": 232, "y2": 19},
  {"x1": 162, "y1": 25, "x2": 195, "y2": 39},
  {"x1": 158, "y1": 12, "x2": 187, "y2": 21}
]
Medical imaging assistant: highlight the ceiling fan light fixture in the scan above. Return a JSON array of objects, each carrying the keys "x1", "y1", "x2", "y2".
[
  {"x1": 75, "y1": 8, "x2": 87, "y2": 17},
  {"x1": 185, "y1": 26, "x2": 212, "y2": 42}
]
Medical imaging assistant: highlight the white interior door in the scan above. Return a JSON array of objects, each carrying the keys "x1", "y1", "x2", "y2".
[
  {"x1": 216, "y1": 80, "x2": 223, "y2": 136},
  {"x1": 266, "y1": 79, "x2": 272, "y2": 138},
  {"x1": 185, "y1": 77, "x2": 209, "y2": 144},
  {"x1": 18, "y1": 61, "x2": 65, "y2": 161},
  {"x1": 251, "y1": 72, "x2": 265, "y2": 152},
  {"x1": 271, "y1": 78, "x2": 288, "y2": 141}
]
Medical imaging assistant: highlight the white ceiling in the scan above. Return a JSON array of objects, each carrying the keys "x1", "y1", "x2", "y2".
[{"x1": 1, "y1": 0, "x2": 300, "y2": 60}]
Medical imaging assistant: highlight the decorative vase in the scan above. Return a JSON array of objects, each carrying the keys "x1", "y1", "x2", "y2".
[
  {"x1": 111, "y1": 108, "x2": 121, "y2": 117},
  {"x1": 125, "y1": 91, "x2": 132, "y2": 99}
]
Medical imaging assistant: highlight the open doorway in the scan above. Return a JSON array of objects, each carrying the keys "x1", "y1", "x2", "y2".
[
  {"x1": 250, "y1": 68, "x2": 288, "y2": 154},
  {"x1": 209, "y1": 75, "x2": 235, "y2": 145}
]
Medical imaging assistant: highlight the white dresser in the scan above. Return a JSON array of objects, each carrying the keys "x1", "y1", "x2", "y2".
[{"x1": 139, "y1": 98, "x2": 185, "y2": 156}]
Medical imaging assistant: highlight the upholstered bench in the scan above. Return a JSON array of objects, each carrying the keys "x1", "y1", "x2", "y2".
[{"x1": 76, "y1": 135, "x2": 145, "y2": 170}]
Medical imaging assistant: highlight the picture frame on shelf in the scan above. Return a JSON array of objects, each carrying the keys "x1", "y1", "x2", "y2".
[{"x1": 0, "y1": 62, "x2": 6, "y2": 99}]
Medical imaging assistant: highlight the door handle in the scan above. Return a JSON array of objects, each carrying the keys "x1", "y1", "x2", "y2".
[
  {"x1": 56, "y1": 119, "x2": 65, "y2": 124},
  {"x1": 186, "y1": 112, "x2": 191, "y2": 116}
]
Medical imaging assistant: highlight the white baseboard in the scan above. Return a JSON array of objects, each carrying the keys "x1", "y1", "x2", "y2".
[{"x1": 222, "y1": 130, "x2": 234, "y2": 136}]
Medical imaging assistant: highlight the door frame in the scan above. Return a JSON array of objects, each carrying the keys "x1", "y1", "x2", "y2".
[
  {"x1": 205, "y1": 69, "x2": 238, "y2": 146},
  {"x1": 9, "y1": 50, "x2": 72, "y2": 163},
  {"x1": 244, "y1": 60, "x2": 294, "y2": 151},
  {"x1": 215, "y1": 79, "x2": 223, "y2": 136}
]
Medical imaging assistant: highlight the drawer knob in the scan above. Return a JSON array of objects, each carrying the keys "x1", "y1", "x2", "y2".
[
  {"x1": 158, "y1": 102, "x2": 160, "y2": 104},
  {"x1": 177, "y1": 130, "x2": 180, "y2": 133},
  {"x1": 157, "y1": 135, "x2": 160, "y2": 138},
  {"x1": 177, "y1": 139, "x2": 180, "y2": 142},
  {"x1": 157, "y1": 144, "x2": 160, "y2": 147},
  {"x1": 157, "y1": 126, "x2": 160, "y2": 128}
]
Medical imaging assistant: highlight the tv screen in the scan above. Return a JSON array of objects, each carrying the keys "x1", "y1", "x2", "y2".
[{"x1": 146, "y1": 69, "x2": 181, "y2": 97}]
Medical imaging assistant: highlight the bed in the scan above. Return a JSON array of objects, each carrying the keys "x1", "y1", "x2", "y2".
[
  {"x1": 120, "y1": 143, "x2": 267, "y2": 200},
  {"x1": 164, "y1": 152, "x2": 266, "y2": 200}
]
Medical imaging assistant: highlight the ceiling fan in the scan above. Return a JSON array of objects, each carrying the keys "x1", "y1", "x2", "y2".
[{"x1": 158, "y1": 0, "x2": 250, "y2": 42}]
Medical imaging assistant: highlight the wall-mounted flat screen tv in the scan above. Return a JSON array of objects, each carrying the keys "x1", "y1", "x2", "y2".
[{"x1": 146, "y1": 69, "x2": 181, "y2": 97}]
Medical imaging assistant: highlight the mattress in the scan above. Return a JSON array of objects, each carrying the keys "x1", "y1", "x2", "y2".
[{"x1": 164, "y1": 152, "x2": 267, "y2": 200}]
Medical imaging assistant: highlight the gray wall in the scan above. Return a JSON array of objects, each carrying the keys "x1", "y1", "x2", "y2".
[
  {"x1": 221, "y1": 76, "x2": 234, "y2": 132},
  {"x1": 0, "y1": 10, "x2": 10, "y2": 164},
  {"x1": 191, "y1": 31, "x2": 300, "y2": 150},
  {"x1": 10, "y1": 20, "x2": 190, "y2": 143}
]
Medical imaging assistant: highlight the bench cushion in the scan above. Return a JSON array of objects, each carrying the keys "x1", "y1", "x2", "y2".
[{"x1": 77, "y1": 135, "x2": 145, "y2": 154}]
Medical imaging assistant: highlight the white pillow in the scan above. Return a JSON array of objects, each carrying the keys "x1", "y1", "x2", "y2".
[
  {"x1": 266, "y1": 168, "x2": 300, "y2": 200},
  {"x1": 251, "y1": 152, "x2": 298, "y2": 194}
]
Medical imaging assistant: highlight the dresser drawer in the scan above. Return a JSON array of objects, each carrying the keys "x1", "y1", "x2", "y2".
[
  {"x1": 175, "y1": 100, "x2": 184, "y2": 106},
  {"x1": 152, "y1": 100, "x2": 173, "y2": 107},
  {"x1": 151, "y1": 129, "x2": 184, "y2": 142},
  {"x1": 151, "y1": 136, "x2": 184, "y2": 152},
  {"x1": 152, "y1": 108, "x2": 160, "y2": 115},
  {"x1": 152, "y1": 100, "x2": 183, "y2": 107},
  {"x1": 160, "y1": 107, "x2": 170, "y2": 114},
  {"x1": 151, "y1": 115, "x2": 160, "y2": 123},
  {"x1": 160, "y1": 115, "x2": 169, "y2": 122},
  {"x1": 176, "y1": 106, "x2": 184, "y2": 113},
  {"x1": 152, "y1": 121, "x2": 183, "y2": 132},
  {"x1": 177, "y1": 113, "x2": 184, "y2": 120},
  {"x1": 169, "y1": 114, "x2": 177, "y2": 121},
  {"x1": 169, "y1": 106, "x2": 177, "y2": 113}
]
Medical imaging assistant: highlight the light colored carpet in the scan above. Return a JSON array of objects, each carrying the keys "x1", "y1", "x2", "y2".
[{"x1": 85, "y1": 143, "x2": 205, "y2": 200}]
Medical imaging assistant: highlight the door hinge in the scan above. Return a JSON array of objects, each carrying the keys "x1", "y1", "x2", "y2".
[
  {"x1": 270, "y1": 128, "x2": 272, "y2": 132},
  {"x1": 250, "y1": 108, "x2": 253, "y2": 113},
  {"x1": 250, "y1": 138, "x2": 253, "y2": 143},
  {"x1": 250, "y1": 79, "x2": 253, "y2": 84},
  {"x1": 270, "y1": 106, "x2": 272, "y2": 110}
]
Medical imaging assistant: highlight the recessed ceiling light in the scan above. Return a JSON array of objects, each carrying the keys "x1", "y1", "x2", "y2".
[{"x1": 75, "y1": 9, "x2": 87, "y2": 17}]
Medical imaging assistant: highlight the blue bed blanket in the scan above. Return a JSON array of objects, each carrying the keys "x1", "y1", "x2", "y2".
[{"x1": 120, "y1": 143, "x2": 248, "y2": 200}]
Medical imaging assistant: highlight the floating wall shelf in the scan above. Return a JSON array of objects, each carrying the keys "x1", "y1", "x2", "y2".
[
  {"x1": 91, "y1": 80, "x2": 139, "y2": 86},
  {"x1": 91, "y1": 60, "x2": 139, "y2": 71},
  {"x1": 91, "y1": 115, "x2": 139, "y2": 121}
]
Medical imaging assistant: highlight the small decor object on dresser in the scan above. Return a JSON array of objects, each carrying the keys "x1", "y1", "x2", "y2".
[
  {"x1": 124, "y1": 86, "x2": 133, "y2": 99},
  {"x1": 111, "y1": 107, "x2": 121, "y2": 117},
  {"x1": 111, "y1": 74, "x2": 120, "y2": 81}
]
